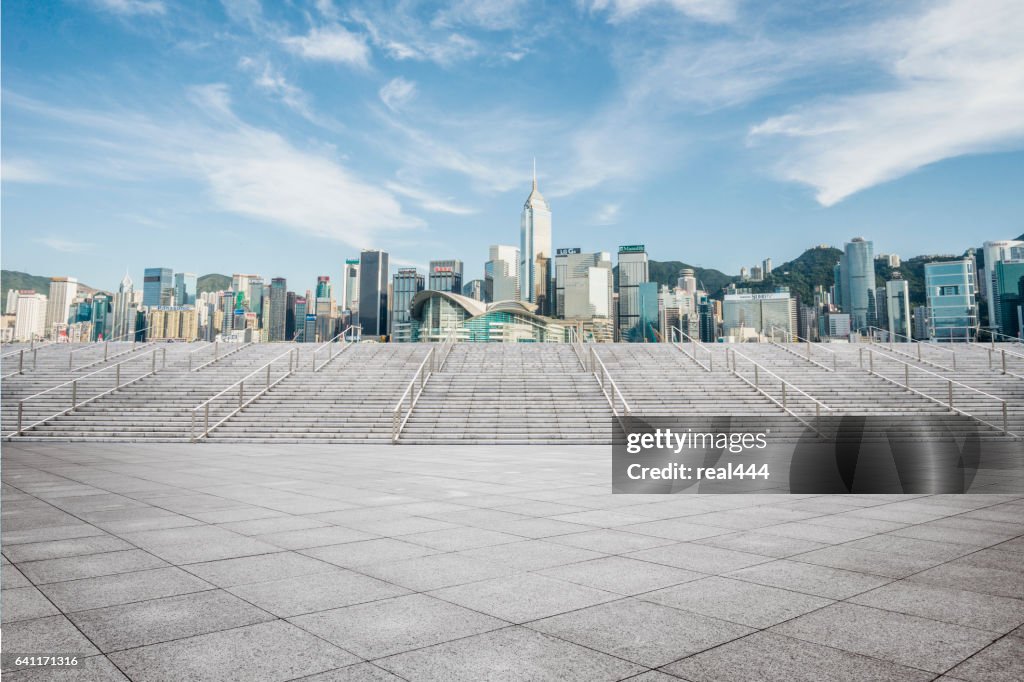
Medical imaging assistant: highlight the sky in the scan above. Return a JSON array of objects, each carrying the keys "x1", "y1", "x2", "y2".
[{"x1": 2, "y1": 0, "x2": 1023, "y2": 293}]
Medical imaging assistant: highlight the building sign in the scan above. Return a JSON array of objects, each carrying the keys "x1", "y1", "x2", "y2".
[
  {"x1": 434, "y1": 266, "x2": 453, "y2": 272},
  {"x1": 398, "y1": 268, "x2": 418, "y2": 275},
  {"x1": 723, "y1": 293, "x2": 791, "y2": 301},
  {"x1": 556, "y1": 247, "x2": 582, "y2": 256},
  {"x1": 306, "y1": 314, "x2": 317, "y2": 321},
  {"x1": 345, "y1": 259, "x2": 359, "y2": 265},
  {"x1": 619, "y1": 245, "x2": 646, "y2": 253}
]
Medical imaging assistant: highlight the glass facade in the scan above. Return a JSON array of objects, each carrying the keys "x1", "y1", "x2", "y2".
[
  {"x1": 840, "y1": 238, "x2": 874, "y2": 331},
  {"x1": 358, "y1": 250, "x2": 389, "y2": 338},
  {"x1": 617, "y1": 246, "x2": 649, "y2": 341},
  {"x1": 993, "y1": 261, "x2": 1024, "y2": 337},
  {"x1": 925, "y1": 259, "x2": 977, "y2": 341},
  {"x1": 401, "y1": 292, "x2": 564, "y2": 343},
  {"x1": 391, "y1": 269, "x2": 425, "y2": 337},
  {"x1": 268, "y1": 278, "x2": 287, "y2": 341},
  {"x1": 143, "y1": 267, "x2": 173, "y2": 307},
  {"x1": 428, "y1": 260, "x2": 463, "y2": 293},
  {"x1": 885, "y1": 278, "x2": 911, "y2": 339},
  {"x1": 174, "y1": 272, "x2": 197, "y2": 306}
]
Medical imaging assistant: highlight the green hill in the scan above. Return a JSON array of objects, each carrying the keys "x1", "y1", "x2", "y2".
[
  {"x1": 730, "y1": 246, "x2": 843, "y2": 303},
  {"x1": 198, "y1": 273, "x2": 231, "y2": 294},
  {"x1": 614, "y1": 261, "x2": 733, "y2": 296},
  {"x1": 1, "y1": 270, "x2": 53, "y2": 301}
]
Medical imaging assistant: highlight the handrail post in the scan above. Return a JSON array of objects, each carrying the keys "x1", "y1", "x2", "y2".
[
  {"x1": 904, "y1": 363, "x2": 909, "y2": 388},
  {"x1": 1001, "y1": 350, "x2": 1006, "y2": 375},
  {"x1": 947, "y1": 380, "x2": 953, "y2": 410},
  {"x1": 754, "y1": 364, "x2": 759, "y2": 388},
  {"x1": 18, "y1": 349, "x2": 24, "y2": 374},
  {"x1": 116, "y1": 363, "x2": 121, "y2": 388},
  {"x1": 869, "y1": 351, "x2": 874, "y2": 373},
  {"x1": 72, "y1": 380, "x2": 77, "y2": 410},
  {"x1": 17, "y1": 402, "x2": 23, "y2": 435},
  {"x1": 152, "y1": 351, "x2": 157, "y2": 374},
  {"x1": 32, "y1": 348, "x2": 37, "y2": 370}
]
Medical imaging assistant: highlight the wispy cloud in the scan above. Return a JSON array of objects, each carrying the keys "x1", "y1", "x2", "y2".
[
  {"x1": 592, "y1": 202, "x2": 621, "y2": 225},
  {"x1": 37, "y1": 237, "x2": 94, "y2": 253},
  {"x1": 238, "y1": 56, "x2": 345, "y2": 131},
  {"x1": 379, "y1": 77, "x2": 417, "y2": 111},
  {"x1": 281, "y1": 24, "x2": 370, "y2": 67},
  {"x1": 431, "y1": 0, "x2": 530, "y2": 31},
  {"x1": 2, "y1": 159, "x2": 55, "y2": 184},
  {"x1": 588, "y1": 0, "x2": 738, "y2": 24},
  {"x1": 351, "y1": 9, "x2": 481, "y2": 65},
  {"x1": 385, "y1": 181, "x2": 477, "y2": 215},
  {"x1": 749, "y1": 0, "x2": 1024, "y2": 205},
  {"x1": 89, "y1": 0, "x2": 166, "y2": 17}
]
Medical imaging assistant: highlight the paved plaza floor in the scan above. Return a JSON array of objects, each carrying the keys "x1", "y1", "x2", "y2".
[{"x1": 1, "y1": 443, "x2": 1022, "y2": 681}]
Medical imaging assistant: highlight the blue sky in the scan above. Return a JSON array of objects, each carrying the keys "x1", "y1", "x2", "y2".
[{"x1": 2, "y1": 0, "x2": 1022, "y2": 292}]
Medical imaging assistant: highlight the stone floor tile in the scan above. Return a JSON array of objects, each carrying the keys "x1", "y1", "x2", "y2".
[
  {"x1": 726, "y1": 559, "x2": 892, "y2": 599},
  {"x1": 947, "y1": 637, "x2": 1024, "y2": 682},
  {"x1": 37, "y1": 567, "x2": 213, "y2": 612},
  {"x1": 183, "y1": 551, "x2": 338, "y2": 587},
  {"x1": 227, "y1": 568, "x2": 410, "y2": 617},
  {"x1": 537, "y1": 556, "x2": 704, "y2": 595}
]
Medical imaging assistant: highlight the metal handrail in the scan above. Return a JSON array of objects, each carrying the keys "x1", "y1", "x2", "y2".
[
  {"x1": 391, "y1": 348, "x2": 436, "y2": 443},
  {"x1": 726, "y1": 347, "x2": 832, "y2": 433},
  {"x1": 568, "y1": 327, "x2": 587, "y2": 370},
  {"x1": 978, "y1": 345, "x2": 1024, "y2": 379},
  {"x1": 190, "y1": 347, "x2": 298, "y2": 441},
  {"x1": 975, "y1": 328, "x2": 1024, "y2": 347},
  {"x1": 858, "y1": 346, "x2": 1013, "y2": 437},
  {"x1": 866, "y1": 326, "x2": 956, "y2": 371},
  {"x1": 312, "y1": 325, "x2": 361, "y2": 372},
  {"x1": 107, "y1": 325, "x2": 152, "y2": 343},
  {"x1": 768, "y1": 326, "x2": 836, "y2": 372},
  {"x1": 190, "y1": 341, "x2": 252, "y2": 372},
  {"x1": 68, "y1": 329, "x2": 154, "y2": 371},
  {"x1": 12, "y1": 347, "x2": 167, "y2": 437},
  {"x1": 436, "y1": 328, "x2": 456, "y2": 371},
  {"x1": 589, "y1": 347, "x2": 631, "y2": 417},
  {"x1": 669, "y1": 326, "x2": 712, "y2": 372},
  {"x1": 2, "y1": 347, "x2": 40, "y2": 379}
]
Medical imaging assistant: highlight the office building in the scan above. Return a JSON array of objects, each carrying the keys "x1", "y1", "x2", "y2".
[
  {"x1": 44, "y1": 277, "x2": 78, "y2": 338},
  {"x1": 913, "y1": 306, "x2": 930, "y2": 340},
  {"x1": 677, "y1": 268, "x2": 698, "y2": 296},
  {"x1": 925, "y1": 259, "x2": 978, "y2": 340},
  {"x1": 343, "y1": 259, "x2": 360, "y2": 313},
  {"x1": 90, "y1": 293, "x2": 111, "y2": 341},
  {"x1": 358, "y1": 249, "x2": 389, "y2": 337},
  {"x1": 429, "y1": 260, "x2": 463, "y2": 294},
  {"x1": 762, "y1": 258, "x2": 773, "y2": 277},
  {"x1": 616, "y1": 245, "x2": 649, "y2": 341},
  {"x1": 520, "y1": 165, "x2": 552, "y2": 314},
  {"x1": 268, "y1": 278, "x2": 287, "y2": 341},
  {"x1": 13, "y1": 292, "x2": 47, "y2": 342},
  {"x1": 231, "y1": 274, "x2": 260, "y2": 305},
  {"x1": 885, "y1": 275, "x2": 911, "y2": 339},
  {"x1": 826, "y1": 313, "x2": 852, "y2": 338},
  {"x1": 555, "y1": 249, "x2": 613, "y2": 322},
  {"x1": 293, "y1": 296, "x2": 308, "y2": 341},
  {"x1": 461, "y1": 279, "x2": 485, "y2": 301},
  {"x1": 993, "y1": 261, "x2": 1024, "y2": 337},
  {"x1": 722, "y1": 291, "x2": 796, "y2": 339},
  {"x1": 314, "y1": 295, "x2": 336, "y2": 343},
  {"x1": 174, "y1": 272, "x2": 197, "y2": 306},
  {"x1": 391, "y1": 269, "x2": 425, "y2": 337},
  {"x1": 316, "y1": 276, "x2": 332, "y2": 300},
  {"x1": 111, "y1": 272, "x2": 137, "y2": 341},
  {"x1": 285, "y1": 291, "x2": 297, "y2": 340},
  {"x1": 143, "y1": 268, "x2": 172, "y2": 307},
  {"x1": 486, "y1": 245, "x2": 519, "y2": 302},
  {"x1": 839, "y1": 237, "x2": 874, "y2": 332},
  {"x1": 982, "y1": 240, "x2": 1024, "y2": 331}
]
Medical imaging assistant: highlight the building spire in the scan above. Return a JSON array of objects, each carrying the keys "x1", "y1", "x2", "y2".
[{"x1": 532, "y1": 157, "x2": 537, "y2": 191}]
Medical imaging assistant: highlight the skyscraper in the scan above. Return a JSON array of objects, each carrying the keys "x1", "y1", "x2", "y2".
[
  {"x1": 925, "y1": 259, "x2": 978, "y2": 341},
  {"x1": 268, "y1": 278, "x2": 287, "y2": 341},
  {"x1": 519, "y1": 163, "x2": 552, "y2": 313},
  {"x1": 343, "y1": 259, "x2": 360, "y2": 313},
  {"x1": 840, "y1": 237, "x2": 874, "y2": 332},
  {"x1": 391, "y1": 268, "x2": 424, "y2": 337},
  {"x1": 617, "y1": 245, "x2": 649, "y2": 341},
  {"x1": 13, "y1": 292, "x2": 47, "y2": 342},
  {"x1": 429, "y1": 260, "x2": 463, "y2": 294},
  {"x1": 143, "y1": 268, "x2": 172, "y2": 307},
  {"x1": 982, "y1": 240, "x2": 1024, "y2": 331},
  {"x1": 555, "y1": 249, "x2": 613, "y2": 321},
  {"x1": 993, "y1": 261, "x2": 1024, "y2": 337},
  {"x1": 885, "y1": 275, "x2": 911, "y2": 339},
  {"x1": 358, "y1": 250, "x2": 389, "y2": 337},
  {"x1": 316, "y1": 276, "x2": 332, "y2": 299},
  {"x1": 44, "y1": 277, "x2": 78, "y2": 338},
  {"x1": 486, "y1": 245, "x2": 519, "y2": 302},
  {"x1": 112, "y1": 272, "x2": 137, "y2": 341},
  {"x1": 174, "y1": 272, "x2": 197, "y2": 306}
]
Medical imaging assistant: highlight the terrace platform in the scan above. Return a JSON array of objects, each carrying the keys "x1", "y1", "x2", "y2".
[{"x1": 2, "y1": 443, "x2": 1022, "y2": 681}]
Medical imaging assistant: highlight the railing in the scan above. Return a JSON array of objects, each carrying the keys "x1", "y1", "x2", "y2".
[
  {"x1": 769, "y1": 326, "x2": 837, "y2": 372},
  {"x1": 568, "y1": 327, "x2": 587, "y2": 370},
  {"x1": 190, "y1": 348, "x2": 299, "y2": 441},
  {"x1": 726, "y1": 347, "x2": 832, "y2": 432},
  {"x1": 980, "y1": 345, "x2": 1024, "y2": 379},
  {"x1": 189, "y1": 341, "x2": 252, "y2": 371},
  {"x1": 669, "y1": 326, "x2": 712, "y2": 372},
  {"x1": 12, "y1": 347, "x2": 167, "y2": 437},
  {"x1": 975, "y1": 328, "x2": 1024, "y2": 348},
  {"x1": 866, "y1": 326, "x2": 956, "y2": 371},
  {"x1": 392, "y1": 348, "x2": 436, "y2": 443},
  {"x1": 312, "y1": 325, "x2": 360, "y2": 372},
  {"x1": 2, "y1": 347, "x2": 40, "y2": 379},
  {"x1": 858, "y1": 347, "x2": 1012, "y2": 437},
  {"x1": 68, "y1": 327, "x2": 154, "y2": 371},
  {"x1": 589, "y1": 347, "x2": 631, "y2": 417},
  {"x1": 435, "y1": 328, "x2": 456, "y2": 371}
]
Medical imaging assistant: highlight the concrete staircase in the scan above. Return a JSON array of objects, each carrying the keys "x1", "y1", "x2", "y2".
[
  {"x1": 207, "y1": 343, "x2": 434, "y2": 443},
  {"x1": 398, "y1": 344, "x2": 614, "y2": 444}
]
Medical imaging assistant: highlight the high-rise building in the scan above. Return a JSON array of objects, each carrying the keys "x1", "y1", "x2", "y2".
[
  {"x1": 486, "y1": 245, "x2": 519, "y2": 302},
  {"x1": 616, "y1": 245, "x2": 649, "y2": 341},
  {"x1": 358, "y1": 250, "x2": 389, "y2": 337},
  {"x1": 722, "y1": 291, "x2": 797, "y2": 340},
  {"x1": 993, "y1": 261, "x2": 1024, "y2": 337},
  {"x1": 174, "y1": 272, "x2": 197, "y2": 306},
  {"x1": 982, "y1": 240, "x2": 1024, "y2": 331},
  {"x1": 316, "y1": 276, "x2": 332, "y2": 300},
  {"x1": 429, "y1": 260, "x2": 463, "y2": 294},
  {"x1": 143, "y1": 268, "x2": 172, "y2": 307},
  {"x1": 839, "y1": 237, "x2": 874, "y2": 332},
  {"x1": 519, "y1": 164, "x2": 552, "y2": 313},
  {"x1": 111, "y1": 272, "x2": 137, "y2": 341},
  {"x1": 44, "y1": 277, "x2": 79, "y2": 338},
  {"x1": 555, "y1": 249, "x2": 613, "y2": 321},
  {"x1": 231, "y1": 274, "x2": 260, "y2": 305},
  {"x1": 293, "y1": 296, "x2": 308, "y2": 341},
  {"x1": 90, "y1": 293, "x2": 111, "y2": 341},
  {"x1": 925, "y1": 259, "x2": 978, "y2": 341},
  {"x1": 913, "y1": 305, "x2": 930, "y2": 340},
  {"x1": 763, "y1": 258, "x2": 773, "y2": 278},
  {"x1": 314, "y1": 295, "x2": 336, "y2": 343},
  {"x1": 461, "y1": 280, "x2": 485, "y2": 301},
  {"x1": 268, "y1": 278, "x2": 287, "y2": 341},
  {"x1": 885, "y1": 275, "x2": 911, "y2": 339},
  {"x1": 343, "y1": 259, "x2": 360, "y2": 313},
  {"x1": 13, "y1": 292, "x2": 47, "y2": 342},
  {"x1": 390, "y1": 268, "x2": 425, "y2": 336},
  {"x1": 677, "y1": 268, "x2": 697, "y2": 295},
  {"x1": 285, "y1": 291, "x2": 297, "y2": 340}
]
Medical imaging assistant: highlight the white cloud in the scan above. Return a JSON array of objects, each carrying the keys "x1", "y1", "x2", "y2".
[
  {"x1": 37, "y1": 237, "x2": 94, "y2": 253},
  {"x1": 7, "y1": 87, "x2": 423, "y2": 249},
  {"x1": 2, "y1": 159, "x2": 55, "y2": 184},
  {"x1": 90, "y1": 0, "x2": 165, "y2": 16},
  {"x1": 379, "y1": 77, "x2": 417, "y2": 111},
  {"x1": 351, "y1": 10, "x2": 481, "y2": 65},
  {"x1": 749, "y1": 0, "x2": 1024, "y2": 206},
  {"x1": 593, "y1": 202, "x2": 621, "y2": 225},
  {"x1": 432, "y1": 0, "x2": 529, "y2": 31},
  {"x1": 588, "y1": 0, "x2": 737, "y2": 24},
  {"x1": 237, "y1": 57, "x2": 344, "y2": 131},
  {"x1": 385, "y1": 182, "x2": 477, "y2": 215},
  {"x1": 281, "y1": 24, "x2": 370, "y2": 67}
]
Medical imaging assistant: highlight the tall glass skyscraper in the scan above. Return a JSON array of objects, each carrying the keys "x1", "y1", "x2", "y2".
[
  {"x1": 429, "y1": 260, "x2": 463, "y2": 293},
  {"x1": 925, "y1": 259, "x2": 978, "y2": 341},
  {"x1": 616, "y1": 245, "x2": 649, "y2": 341},
  {"x1": 885, "y1": 276, "x2": 911, "y2": 339},
  {"x1": 519, "y1": 165, "x2": 552, "y2": 313},
  {"x1": 343, "y1": 259, "x2": 360, "y2": 313},
  {"x1": 268, "y1": 278, "x2": 287, "y2": 341},
  {"x1": 143, "y1": 267, "x2": 172, "y2": 307},
  {"x1": 486, "y1": 245, "x2": 519, "y2": 302},
  {"x1": 358, "y1": 250, "x2": 389, "y2": 337},
  {"x1": 840, "y1": 237, "x2": 874, "y2": 332},
  {"x1": 391, "y1": 269, "x2": 424, "y2": 336},
  {"x1": 174, "y1": 272, "x2": 197, "y2": 306}
]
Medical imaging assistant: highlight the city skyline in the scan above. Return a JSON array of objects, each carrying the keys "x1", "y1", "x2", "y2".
[{"x1": 2, "y1": 0, "x2": 1023, "y2": 293}]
